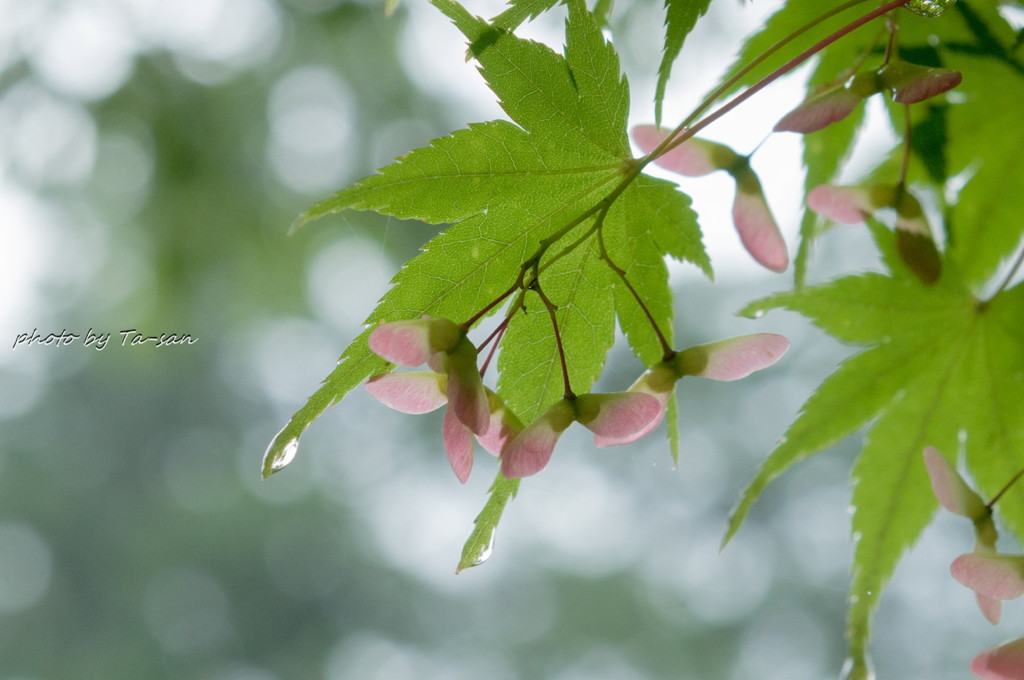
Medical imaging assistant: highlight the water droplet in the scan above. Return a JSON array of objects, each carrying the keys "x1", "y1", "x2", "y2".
[
  {"x1": 472, "y1": 541, "x2": 494, "y2": 567},
  {"x1": 272, "y1": 438, "x2": 299, "y2": 471},
  {"x1": 841, "y1": 655, "x2": 876, "y2": 680},
  {"x1": 751, "y1": 309, "x2": 765, "y2": 319},
  {"x1": 263, "y1": 430, "x2": 300, "y2": 475},
  {"x1": 474, "y1": 525, "x2": 497, "y2": 564},
  {"x1": 906, "y1": 0, "x2": 956, "y2": 17},
  {"x1": 457, "y1": 526, "x2": 496, "y2": 573}
]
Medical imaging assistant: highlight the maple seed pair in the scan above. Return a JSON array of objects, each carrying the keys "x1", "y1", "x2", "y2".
[
  {"x1": 501, "y1": 332, "x2": 790, "y2": 476},
  {"x1": 500, "y1": 392, "x2": 662, "y2": 478},
  {"x1": 924, "y1": 446, "x2": 1024, "y2": 679},
  {"x1": 621, "y1": 333, "x2": 792, "y2": 443},
  {"x1": 365, "y1": 317, "x2": 494, "y2": 483},
  {"x1": 806, "y1": 183, "x2": 941, "y2": 285},
  {"x1": 923, "y1": 447, "x2": 1001, "y2": 623},
  {"x1": 632, "y1": 126, "x2": 789, "y2": 273},
  {"x1": 774, "y1": 60, "x2": 963, "y2": 134}
]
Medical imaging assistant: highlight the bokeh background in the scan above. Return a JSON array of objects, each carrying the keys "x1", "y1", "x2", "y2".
[{"x1": 1, "y1": 0, "x2": 1016, "y2": 678}]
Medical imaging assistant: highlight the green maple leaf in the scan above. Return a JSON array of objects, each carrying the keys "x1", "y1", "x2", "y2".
[
  {"x1": 491, "y1": 0, "x2": 561, "y2": 31},
  {"x1": 264, "y1": 0, "x2": 709, "y2": 567},
  {"x1": 726, "y1": 247, "x2": 1024, "y2": 670},
  {"x1": 492, "y1": 0, "x2": 713, "y2": 125},
  {"x1": 654, "y1": 0, "x2": 712, "y2": 125},
  {"x1": 710, "y1": 5, "x2": 1024, "y2": 670}
]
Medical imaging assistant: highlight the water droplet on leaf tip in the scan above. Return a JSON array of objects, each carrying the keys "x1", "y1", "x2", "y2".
[
  {"x1": 905, "y1": 0, "x2": 955, "y2": 17},
  {"x1": 472, "y1": 545, "x2": 493, "y2": 567},
  {"x1": 267, "y1": 436, "x2": 300, "y2": 472},
  {"x1": 841, "y1": 657, "x2": 876, "y2": 680},
  {"x1": 471, "y1": 528, "x2": 497, "y2": 568}
]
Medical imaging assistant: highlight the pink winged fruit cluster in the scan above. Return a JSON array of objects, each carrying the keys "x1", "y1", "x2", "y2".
[{"x1": 365, "y1": 316, "x2": 788, "y2": 483}]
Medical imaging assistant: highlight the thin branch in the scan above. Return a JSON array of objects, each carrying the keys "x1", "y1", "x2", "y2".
[
  {"x1": 596, "y1": 228, "x2": 675, "y2": 359},
  {"x1": 531, "y1": 282, "x2": 575, "y2": 400},
  {"x1": 463, "y1": 278, "x2": 522, "y2": 331},
  {"x1": 479, "y1": 312, "x2": 513, "y2": 376},
  {"x1": 671, "y1": 0, "x2": 873, "y2": 139},
  {"x1": 989, "y1": 464, "x2": 1024, "y2": 509},
  {"x1": 647, "y1": 0, "x2": 912, "y2": 164}
]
